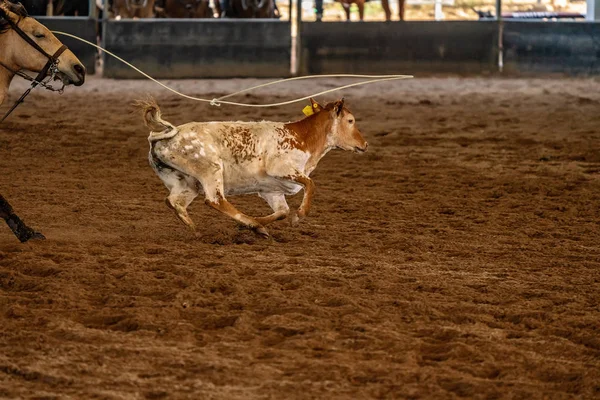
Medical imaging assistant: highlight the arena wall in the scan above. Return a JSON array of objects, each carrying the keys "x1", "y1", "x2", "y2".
[
  {"x1": 298, "y1": 21, "x2": 499, "y2": 75},
  {"x1": 102, "y1": 19, "x2": 292, "y2": 79},
  {"x1": 503, "y1": 21, "x2": 600, "y2": 74},
  {"x1": 40, "y1": 17, "x2": 600, "y2": 78}
]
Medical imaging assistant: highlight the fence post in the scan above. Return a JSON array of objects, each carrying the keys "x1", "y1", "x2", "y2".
[
  {"x1": 587, "y1": 0, "x2": 600, "y2": 20},
  {"x1": 496, "y1": 0, "x2": 503, "y2": 73},
  {"x1": 434, "y1": 0, "x2": 443, "y2": 21},
  {"x1": 102, "y1": 0, "x2": 108, "y2": 77},
  {"x1": 295, "y1": 0, "x2": 302, "y2": 76}
]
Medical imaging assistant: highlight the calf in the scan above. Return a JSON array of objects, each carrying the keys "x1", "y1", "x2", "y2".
[{"x1": 138, "y1": 97, "x2": 368, "y2": 237}]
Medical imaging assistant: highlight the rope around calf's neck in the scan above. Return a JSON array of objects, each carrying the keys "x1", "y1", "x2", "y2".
[{"x1": 51, "y1": 31, "x2": 414, "y2": 107}]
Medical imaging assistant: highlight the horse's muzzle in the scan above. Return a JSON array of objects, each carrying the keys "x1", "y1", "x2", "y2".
[
  {"x1": 56, "y1": 62, "x2": 85, "y2": 87},
  {"x1": 71, "y1": 63, "x2": 86, "y2": 86}
]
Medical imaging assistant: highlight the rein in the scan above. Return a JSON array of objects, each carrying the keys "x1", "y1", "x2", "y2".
[{"x1": 0, "y1": 7, "x2": 68, "y2": 123}]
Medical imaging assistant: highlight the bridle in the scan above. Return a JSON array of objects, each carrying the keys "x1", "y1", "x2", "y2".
[{"x1": 0, "y1": 7, "x2": 68, "y2": 123}]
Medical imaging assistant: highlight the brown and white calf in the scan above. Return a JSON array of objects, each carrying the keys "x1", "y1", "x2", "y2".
[{"x1": 139, "y1": 97, "x2": 368, "y2": 237}]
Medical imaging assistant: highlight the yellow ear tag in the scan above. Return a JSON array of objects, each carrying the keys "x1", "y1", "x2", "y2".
[{"x1": 302, "y1": 105, "x2": 314, "y2": 116}]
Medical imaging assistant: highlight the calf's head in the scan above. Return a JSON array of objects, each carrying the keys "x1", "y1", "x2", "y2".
[{"x1": 314, "y1": 98, "x2": 368, "y2": 153}]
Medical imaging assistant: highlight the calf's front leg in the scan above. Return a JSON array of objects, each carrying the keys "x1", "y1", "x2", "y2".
[
  {"x1": 205, "y1": 194, "x2": 269, "y2": 238},
  {"x1": 286, "y1": 174, "x2": 315, "y2": 226}
]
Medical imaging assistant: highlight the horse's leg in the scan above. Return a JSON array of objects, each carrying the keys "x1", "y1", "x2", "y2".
[
  {"x1": 381, "y1": 0, "x2": 391, "y2": 21},
  {"x1": 315, "y1": 0, "x2": 323, "y2": 20},
  {"x1": 213, "y1": 0, "x2": 222, "y2": 17},
  {"x1": 343, "y1": 3, "x2": 351, "y2": 20},
  {"x1": 0, "y1": 195, "x2": 45, "y2": 243},
  {"x1": 358, "y1": 0, "x2": 364, "y2": 20},
  {"x1": 399, "y1": 0, "x2": 405, "y2": 20},
  {"x1": 220, "y1": 0, "x2": 230, "y2": 16}
]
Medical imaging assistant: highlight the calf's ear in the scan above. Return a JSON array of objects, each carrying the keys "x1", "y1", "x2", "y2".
[
  {"x1": 310, "y1": 98, "x2": 324, "y2": 112},
  {"x1": 333, "y1": 98, "x2": 345, "y2": 116}
]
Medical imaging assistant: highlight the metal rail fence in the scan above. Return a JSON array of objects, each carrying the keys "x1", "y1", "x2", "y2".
[{"x1": 33, "y1": 0, "x2": 600, "y2": 77}]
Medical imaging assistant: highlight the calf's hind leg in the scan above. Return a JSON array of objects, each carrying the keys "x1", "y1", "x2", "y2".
[
  {"x1": 256, "y1": 192, "x2": 290, "y2": 226},
  {"x1": 194, "y1": 165, "x2": 270, "y2": 237},
  {"x1": 160, "y1": 158, "x2": 269, "y2": 237},
  {"x1": 206, "y1": 195, "x2": 269, "y2": 237},
  {"x1": 157, "y1": 168, "x2": 200, "y2": 230}
]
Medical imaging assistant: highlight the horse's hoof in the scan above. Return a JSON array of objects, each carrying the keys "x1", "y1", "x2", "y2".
[
  {"x1": 30, "y1": 232, "x2": 46, "y2": 241},
  {"x1": 20, "y1": 231, "x2": 45, "y2": 243}
]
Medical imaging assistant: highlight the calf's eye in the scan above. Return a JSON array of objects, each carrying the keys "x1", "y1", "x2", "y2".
[
  {"x1": 348, "y1": 119, "x2": 354, "y2": 124},
  {"x1": 34, "y1": 33, "x2": 45, "y2": 38}
]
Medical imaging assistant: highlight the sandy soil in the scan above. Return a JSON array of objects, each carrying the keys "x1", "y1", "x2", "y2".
[{"x1": 1, "y1": 76, "x2": 599, "y2": 399}]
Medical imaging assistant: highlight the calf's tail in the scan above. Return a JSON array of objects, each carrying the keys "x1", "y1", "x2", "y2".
[{"x1": 135, "y1": 97, "x2": 179, "y2": 142}]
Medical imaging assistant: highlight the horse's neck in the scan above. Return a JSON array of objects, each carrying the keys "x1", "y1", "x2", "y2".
[{"x1": 0, "y1": 36, "x2": 16, "y2": 106}]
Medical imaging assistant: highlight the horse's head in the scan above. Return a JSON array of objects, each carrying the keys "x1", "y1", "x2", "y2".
[{"x1": 0, "y1": 2, "x2": 85, "y2": 86}]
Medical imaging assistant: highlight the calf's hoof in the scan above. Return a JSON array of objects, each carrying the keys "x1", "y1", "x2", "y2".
[
  {"x1": 253, "y1": 225, "x2": 270, "y2": 238},
  {"x1": 290, "y1": 213, "x2": 300, "y2": 227}
]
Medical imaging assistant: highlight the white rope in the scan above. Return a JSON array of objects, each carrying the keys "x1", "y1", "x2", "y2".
[{"x1": 52, "y1": 31, "x2": 413, "y2": 107}]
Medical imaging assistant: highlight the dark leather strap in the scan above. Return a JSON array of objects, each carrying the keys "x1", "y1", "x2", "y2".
[
  {"x1": 1, "y1": 45, "x2": 68, "y2": 123},
  {"x1": 0, "y1": 7, "x2": 70, "y2": 124},
  {"x1": 0, "y1": 7, "x2": 54, "y2": 60},
  {"x1": 33, "y1": 44, "x2": 68, "y2": 86}
]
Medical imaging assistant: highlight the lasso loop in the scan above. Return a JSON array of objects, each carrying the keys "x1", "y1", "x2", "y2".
[{"x1": 52, "y1": 31, "x2": 413, "y2": 107}]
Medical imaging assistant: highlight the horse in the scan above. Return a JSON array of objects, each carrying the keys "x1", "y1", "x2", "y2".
[
  {"x1": 0, "y1": 1, "x2": 86, "y2": 242},
  {"x1": 336, "y1": 0, "x2": 404, "y2": 21},
  {"x1": 10, "y1": 0, "x2": 45, "y2": 15},
  {"x1": 17, "y1": 0, "x2": 90, "y2": 17},
  {"x1": 221, "y1": 0, "x2": 277, "y2": 18},
  {"x1": 53, "y1": 0, "x2": 89, "y2": 16},
  {"x1": 381, "y1": 0, "x2": 405, "y2": 21},
  {"x1": 111, "y1": 0, "x2": 156, "y2": 18},
  {"x1": 154, "y1": 0, "x2": 213, "y2": 18},
  {"x1": 335, "y1": 0, "x2": 366, "y2": 21}
]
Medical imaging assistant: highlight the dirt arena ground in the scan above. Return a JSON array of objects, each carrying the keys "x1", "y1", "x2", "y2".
[{"x1": 1, "y1": 76, "x2": 599, "y2": 399}]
